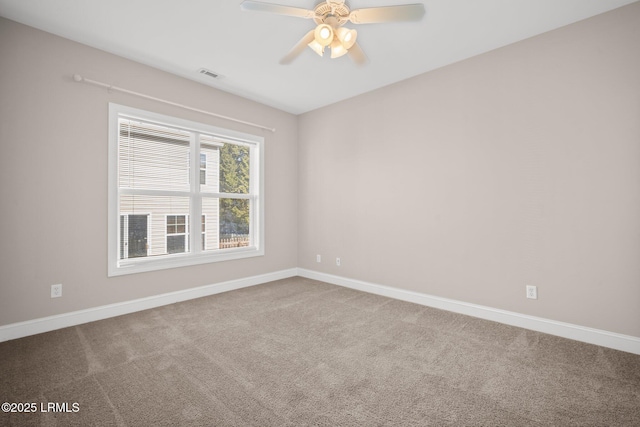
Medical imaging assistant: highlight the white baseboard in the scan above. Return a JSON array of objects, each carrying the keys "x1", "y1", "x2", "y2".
[
  {"x1": 297, "y1": 268, "x2": 640, "y2": 355},
  {"x1": 0, "y1": 268, "x2": 298, "y2": 343},
  {"x1": 3, "y1": 267, "x2": 639, "y2": 355}
]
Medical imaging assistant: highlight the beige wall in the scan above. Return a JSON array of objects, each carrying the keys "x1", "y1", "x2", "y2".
[
  {"x1": 2, "y1": 3, "x2": 639, "y2": 339},
  {"x1": 298, "y1": 3, "x2": 640, "y2": 337},
  {"x1": 0, "y1": 18, "x2": 298, "y2": 326}
]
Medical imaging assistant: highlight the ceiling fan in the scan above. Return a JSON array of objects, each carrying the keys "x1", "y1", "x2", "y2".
[{"x1": 240, "y1": 0, "x2": 425, "y2": 65}]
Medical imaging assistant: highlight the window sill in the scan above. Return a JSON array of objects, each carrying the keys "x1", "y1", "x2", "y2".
[{"x1": 108, "y1": 246, "x2": 264, "y2": 277}]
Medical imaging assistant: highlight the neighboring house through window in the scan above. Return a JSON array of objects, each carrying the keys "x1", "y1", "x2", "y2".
[
  {"x1": 108, "y1": 103, "x2": 264, "y2": 276},
  {"x1": 120, "y1": 214, "x2": 149, "y2": 259},
  {"x1": 164, "y1": 214, "x2": 206, "y2": 253},
  {"x1": 166, "y1": 214, "x2": 188, "y2": 254},
  {"x1": 201, "y1": 214, "x2": 206, "y2": 251},
  {"x1": 200, "y1": 153, "x2": 207, "y2": 185}
]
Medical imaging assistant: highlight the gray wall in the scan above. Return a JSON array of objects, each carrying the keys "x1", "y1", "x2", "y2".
[
  {"x1": 0, "y1": 18, "x2": 298, "y2": 326},
  {"x1": 298, "y1": 3, "x2": 640, "y2": 337}
]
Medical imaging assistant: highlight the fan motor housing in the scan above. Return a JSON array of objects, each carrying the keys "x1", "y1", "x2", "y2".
[{"x1": 313, "y1": 1, "x2": 350, "y2": 26}]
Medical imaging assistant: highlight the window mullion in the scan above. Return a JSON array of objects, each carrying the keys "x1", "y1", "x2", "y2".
[
  {"x1": 119, "y1": 188, "x2": 191, "y2": 198},
  {"x1": 199, "y1": 192, "x2": 251, "y2": 199}
]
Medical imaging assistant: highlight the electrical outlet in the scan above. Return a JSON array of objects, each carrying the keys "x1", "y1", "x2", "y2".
[
  {"x1": 336, "y1": 257, "x2": 341, "y2": 266},
  {"x1": 316, "y1": 254, "x2": 321, "y2": 263},
  {"x1": 51, "y1": 284, "x2": 62, "y2": 298},
  {"x1": 526, "y1": 285, "x2": 537, "y2": 300}
]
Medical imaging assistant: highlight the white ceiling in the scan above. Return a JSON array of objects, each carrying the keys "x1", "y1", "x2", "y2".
[{"x1": 0, "y1": 0, "x2": 636, "y2": 114}]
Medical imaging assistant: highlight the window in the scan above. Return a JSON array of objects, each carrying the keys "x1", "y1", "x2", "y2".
[
  {"x1": 166, "y1": 215, "x2": 188, "y2": 254},
  {"x1": 200, "y1": 154, "x2": 207, "y2": 185},
  {"x1": 163, "y1": 215, "x2": 206, "y2": 253},
  {"x1": 108, "y1": 103, "x2": 264, "y2": 276},
  {"x1": 120, "y1": 214, "x2": 149, "y2": 259}
]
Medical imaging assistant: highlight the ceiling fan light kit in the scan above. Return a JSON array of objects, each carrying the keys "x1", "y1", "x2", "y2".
[
  {"x1": 336, "y1": 27, "x2": 357, "y2": 48},
  {"x1": 331, "y1": 26, "x2": 358, "y2": 58},
  {"x1": 314, "y1": 23, "x2": 334, "y2": 47},
  {"x1": 240, "y1": 0, "x2": 425, "y2": 65},
  {"x1": 330, "y1": 39, "x2": 348, "y2": 58},
  {"x1": 308, "y1": 39, "x2": 326, "y2": 56}
]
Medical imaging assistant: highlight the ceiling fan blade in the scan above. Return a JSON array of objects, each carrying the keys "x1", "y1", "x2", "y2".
[
  {"x1": 280, "y1": 30, "x2": 316, "y2": 64},
  {"x1": 347, "y1": 42, "x2": 367, "y2": 66},
  {"x1": 349, "y1": 4, "x2": 425, "y2": 24},
  {"x1": 240, "y1": 1, "x2": 315, "y2": 19}
]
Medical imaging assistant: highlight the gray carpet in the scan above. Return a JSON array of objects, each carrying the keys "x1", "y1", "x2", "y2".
[{"x1": 1, "y1": 277, "x2": 639, "y2": 426}]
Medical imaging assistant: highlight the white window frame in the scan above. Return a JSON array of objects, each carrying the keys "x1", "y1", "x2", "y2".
[{"x1": 108, "y1": 103, "x2": 265, "y2": 276}]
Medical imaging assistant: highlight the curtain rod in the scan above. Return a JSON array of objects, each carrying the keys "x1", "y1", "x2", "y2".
[{"x1": 72, "y1": 74, "x2": 276, "y2": 133}]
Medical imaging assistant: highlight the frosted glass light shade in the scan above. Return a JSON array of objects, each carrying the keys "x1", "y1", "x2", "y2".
[
  {"x1": 336, "y1": 27, "x2": 357, "y2": 50},
  {"x1": 330, "y1": 39, "x2": 348, "y2": 58},
  {"x1": 308, "y1": 40, "x2": 325, "y2": 56},
  {"x1": 314, "y1": 24, "x2": 334, "y2": 47}
]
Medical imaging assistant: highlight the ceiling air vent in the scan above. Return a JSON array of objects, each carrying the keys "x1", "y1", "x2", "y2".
[{"x1": 198, "y1": 68, "x2": 222, "y2": 79}]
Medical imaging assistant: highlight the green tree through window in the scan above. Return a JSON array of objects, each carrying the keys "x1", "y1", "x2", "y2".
[{"x1": 219, "y1": 143, "x2": 250, "y2": 236}]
